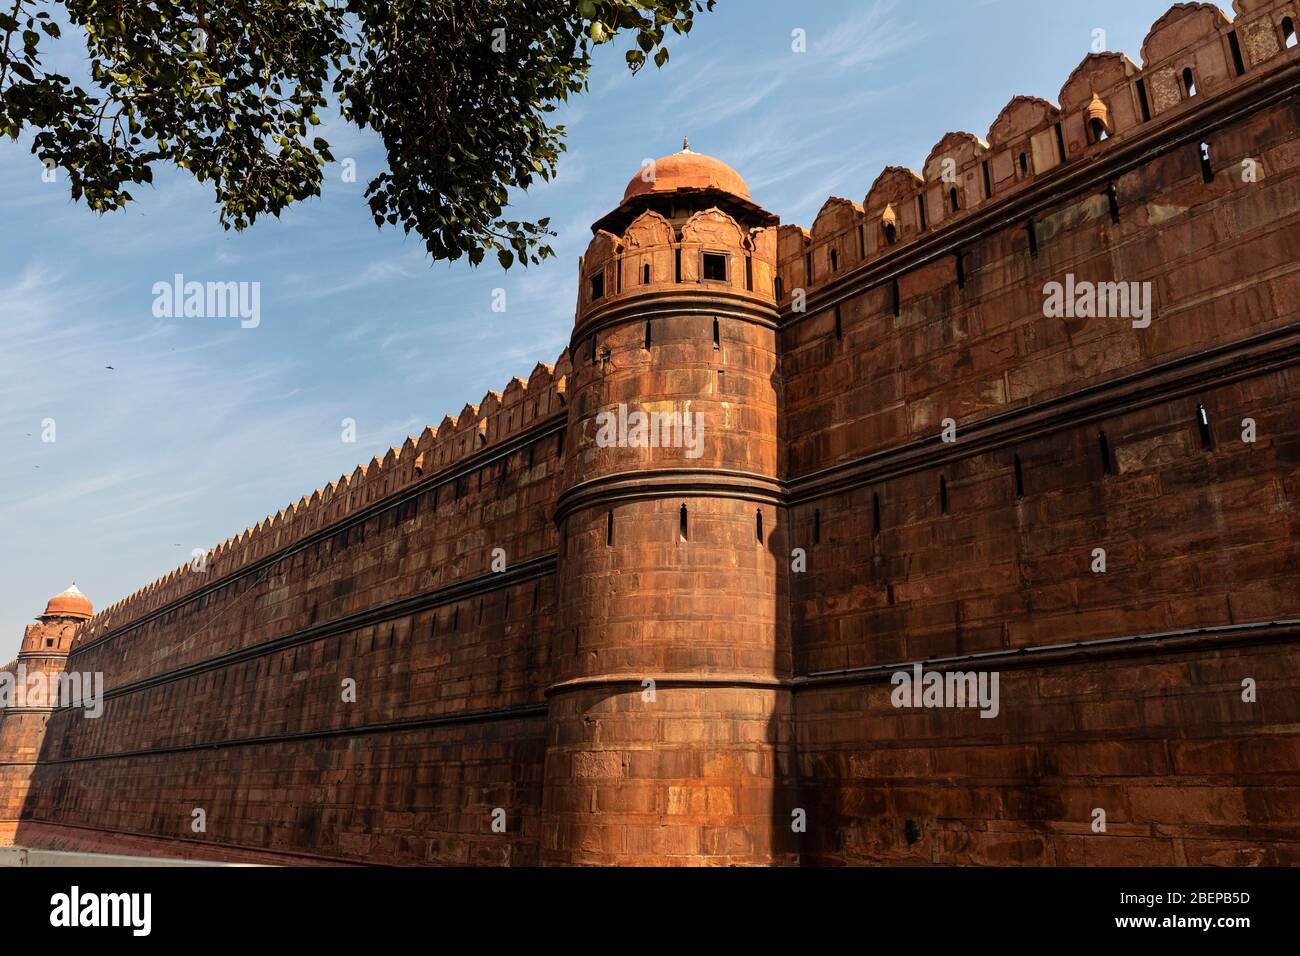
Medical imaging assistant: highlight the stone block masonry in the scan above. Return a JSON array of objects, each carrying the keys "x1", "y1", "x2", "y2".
[{"x1": 2, "y1": 0, "x2": 1299, "y2": 865}]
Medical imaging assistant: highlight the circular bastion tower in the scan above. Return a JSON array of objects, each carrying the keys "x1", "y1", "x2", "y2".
[
  {"x1": 542, "y1": 144, "x2": 794, "y2": 865},
  {"x1": 0, "y1": 585, "x2": 92, "y2": 837}
]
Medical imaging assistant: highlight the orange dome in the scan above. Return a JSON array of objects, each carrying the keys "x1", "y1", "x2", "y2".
[
  {"x1": 43, "y1": 583, "x2": 92, "y2": 619},
  {"x1": 623, "y1": 144, "x2": 750, "y2": 202}
]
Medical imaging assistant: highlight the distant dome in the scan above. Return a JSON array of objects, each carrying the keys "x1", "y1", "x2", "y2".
[
  {"x1": 43, "y1": 583, "x2": 92, "y2": 619},
  {"x1": 623, "y1": 144, "x2": 750, "y2": 202}
]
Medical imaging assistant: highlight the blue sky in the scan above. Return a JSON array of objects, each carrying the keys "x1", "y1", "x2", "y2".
[{"x1": 1, "y1": 0, "x2": 1180, "y2": 642}]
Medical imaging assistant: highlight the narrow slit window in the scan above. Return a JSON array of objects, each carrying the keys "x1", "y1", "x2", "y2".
[
  {"x1": 917, "y1": 195, "x2": 928, "y2": 231},
  {"x1": 775, "y1": 276, "x2": 784, "y2": 301},
  {"x1": 1013, "y1": 454, "x2": 1024, "y2": 499},
  {"x1": 1054, "y1": 122, "x2": 1067, "y2": 161},
  {"x1": 981, "y1": 159, "x2": 992, "y2": 199},
  {"x1": 1196, "y1": 403, "x2": 1213, "y2": 450},
  {"x1": 1228, "y1": 30, "x2": 1246, "y2": 76},
  {"x1": 1026, "y1": 217, "x2": 1038, "y2": 256},
  {"x1": 1135, "y1": 79, "x2": 1151, "y2": 122},
  {"x1": 589, "y1": 272, "x2": 604, "y2": 301},
  {"x1": 948, "y1": 187, "x2": 959, "y2": 214},
  {"x1": 1106, "y1": 182, "x2": 1120, "y2": 224},
  {"x1": 857, "y1": 223, "x2": 865, "y2": 257},
  {"x1": 712, "y1": 316, "x2": 720, "y2": 349},
  {"x1": 1089, "y1": 117, "x2": 1109, "y2": 144},
  {"x1": 745, "y1": 255, "x2": 753, "y2": 291},
  {"x1": 642, "y1": 262, "x2": 651, "y2": 284},
  {"x1": 1200, "y1": 142, "x2": 1214, "y2": 183},
  {"x1": 703, "y1": 251, "x2": 728, "y2": 282},
  {"x1": 955, "y1": 250, "x2": 965, "y2": 289},
  {"x1": 674, "y1": 247, "x2": 682, "y2": 282},
  {"x1": 834, "y1": 304, "x2": 842, "y2": 340},
  {"x1": 1284, "y1": 17, "x2": 1297, "y2": 48},
  {"x1": 872, "y1": 491, "x2": 881, "y2": 535},
  {"x1": 679, "y1": 504, "x2": 688, "y2": 542},
  {"x1": 1099, "y1": 430, "x2": 1114, "y2": 476},
  {"x1": 805, "y1": 252, "x2": 814, "y2": 283},
  {"x1": 939, "y1": 476, "x2": 949, "y2": 515},
  {"x1": 606, "y1": 510, "x2": 614, "y2": 546},
  {"x1": 1018, "y1": 152, "x2": 1029, "y2": 176},
  {"x1": 755, "y1": 509, "x2": 763, "y2": 544},
  {"x1": 883, "y1": 221, "x2": 897, "y2": 245},
  {"x1": 644, "y1": 320, "x2": 652, "y2": 349},
  {"x1": 829, "y1": 248, "x2": 838, "y2": 272},
  {"x1": 590, "y1": 331, "x2": 597, "y2": 365},
  {"x1": 1182, "y1": 67, "x2": 1197, "y2": 98}
]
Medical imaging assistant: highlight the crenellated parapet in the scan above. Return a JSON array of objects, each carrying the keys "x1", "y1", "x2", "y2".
[
  {"x1": 74, "y1": 350, "x2": 574, "y2": 645},
  {"x1": 778, "y1": 0, "x2": 1300, "y2": 300}
]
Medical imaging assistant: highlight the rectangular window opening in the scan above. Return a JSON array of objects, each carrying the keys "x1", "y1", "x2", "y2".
[
  {"x1": 703, "y1": 251, "x2": 728, "y2": 282},
  {"x1": 1228, "y1": 30, "x2": 1246, "y2": 76},
  {"x1": 1013, "y1": 454, "x2": 1024, "y2": 499},
  {"x1": 1135, "y1": 79, "x2": 1151, "y2": 122}
]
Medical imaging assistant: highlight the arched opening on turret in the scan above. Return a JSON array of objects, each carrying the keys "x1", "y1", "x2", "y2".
[
  {"x1": 755, "y1": 509, "x2": 763, "y2": 544},
  {"x1": 678, "y1": 504, "x2": 689, "y2": 542},
  {"x1": 1182, "y1": 67, "x2": 1197, "y2": 98},
  {"x1": 1284, "y1": 16, "x2": 1297, "y2": 48}
]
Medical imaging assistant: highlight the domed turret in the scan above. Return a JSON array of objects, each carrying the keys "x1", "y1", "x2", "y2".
[
  {"x1": 592, "y1": 139, "x2": 776, "y2": 236},
  {"x1": 622, "y1": 140, "x2": 751, "y2": 202},
  {"x1": 41, "y1": 583, "x2": 92, "y2": 620}
]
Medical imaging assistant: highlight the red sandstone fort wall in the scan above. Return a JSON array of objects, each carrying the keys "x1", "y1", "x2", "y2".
[{"x1": 4, "y1": 0, "x2": 1299, "y2": 865}]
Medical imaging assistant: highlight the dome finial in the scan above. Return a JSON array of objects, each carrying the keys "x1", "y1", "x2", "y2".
[{"x1": 681, "y1": 136, "x2": 691, "y2": 153}]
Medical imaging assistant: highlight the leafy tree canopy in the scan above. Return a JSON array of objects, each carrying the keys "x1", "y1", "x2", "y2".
[{"x1": 0, "y1": 0, "x2": 714, "y2": 268}]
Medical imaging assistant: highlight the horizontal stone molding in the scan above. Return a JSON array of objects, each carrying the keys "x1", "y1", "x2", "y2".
[
  {"x1": 797, "y1": 618, "x2": 1300, "y2": 686},
  {"x1": 60, "y1": 554, "x2": 558, "y2": 705},
  {"x1": 546, "y1": 672, "x2": 789, "y2": 697},
  {"x1": 38, "y1": 702, "x2": 549, "y2": 766},
  {"x1": 553, "y1": 468, "x2": 784, "y2": 525},
  {"x1": 786, "y1": 322, "x2": 1300, "y2": 504},
  {"x1": 570, "y1": 288, "x2": 780, "y2": 350}
]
